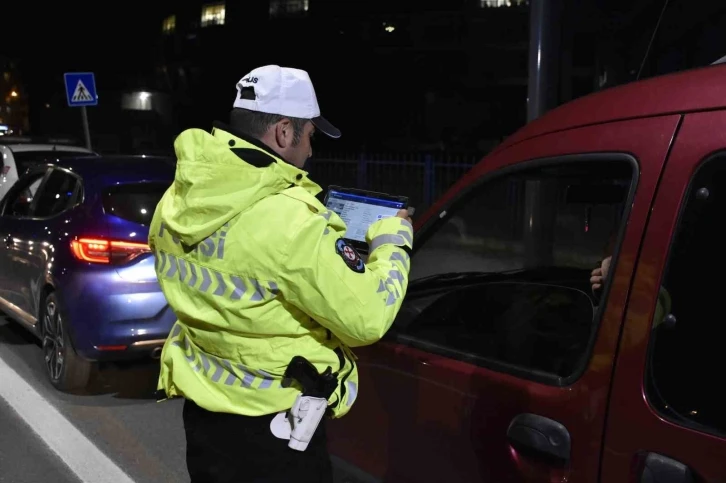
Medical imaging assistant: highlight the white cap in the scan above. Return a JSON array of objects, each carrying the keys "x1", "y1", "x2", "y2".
[{"x1": 233, "y1": 65, "x2": 341, "y2": 139}]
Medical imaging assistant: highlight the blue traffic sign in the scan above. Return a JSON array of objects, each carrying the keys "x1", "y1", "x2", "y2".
[{"x1": 64, "y1": 72, "x2": 98, "y2": 107}]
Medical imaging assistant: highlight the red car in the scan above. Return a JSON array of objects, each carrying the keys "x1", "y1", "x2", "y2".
[{"x1": 329, "y1": 63, "x2": 726, "y2": 482}]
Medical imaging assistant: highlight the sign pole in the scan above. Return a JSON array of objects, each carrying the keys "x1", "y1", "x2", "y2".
[
  {"x1": 64, "y1": 72, "x2": 98, "y2": 151},
  {"x1": 81, "y1": 106, "x2": 92, "y2": 150}
]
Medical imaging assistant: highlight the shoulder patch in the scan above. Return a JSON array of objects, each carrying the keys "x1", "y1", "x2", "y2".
[{"x1": 335, "y1": 238, "x2": 365, "y2": 273}]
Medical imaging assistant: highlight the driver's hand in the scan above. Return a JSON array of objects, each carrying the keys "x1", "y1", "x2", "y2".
[
  {"x1": 590, "y1": 267, "x2": 605, "y2": 291},
  {"x1": 590, "y1": 255, "x2": 613, "y2": 291}
]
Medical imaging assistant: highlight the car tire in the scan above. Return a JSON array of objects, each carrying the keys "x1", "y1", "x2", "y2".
[{"x1": 41, "y1": 292, "x2": 92, "y2": 391}]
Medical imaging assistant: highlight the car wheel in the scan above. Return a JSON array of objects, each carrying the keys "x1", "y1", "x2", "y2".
[{"x1": 41, "y1": 292, "x2": 92, "y2": 391}]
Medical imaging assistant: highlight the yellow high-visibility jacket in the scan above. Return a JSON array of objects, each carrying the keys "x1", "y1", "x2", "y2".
[{"x1": 149, "y1": 123, "x2": 413, "y2": 418}]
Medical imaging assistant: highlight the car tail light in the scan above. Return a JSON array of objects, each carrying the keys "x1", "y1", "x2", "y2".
[
  {"x1": 94, "y1": 345, "x2": 128, "y2": 351},
  {"x1": 70, "y1": 237, "x2": 151, "y2": 265}
]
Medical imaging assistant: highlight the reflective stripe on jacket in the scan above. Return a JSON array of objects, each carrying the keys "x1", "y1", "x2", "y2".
[{"x1": 150, "y1": 122, "x2": 412, "y2": 418}]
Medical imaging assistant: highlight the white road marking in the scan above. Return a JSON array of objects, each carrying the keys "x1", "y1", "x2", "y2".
[{"x1": 0, "y1": 355, "x2": 136, "y2": 483}]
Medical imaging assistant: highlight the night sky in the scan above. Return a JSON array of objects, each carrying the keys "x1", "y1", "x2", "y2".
[
  {"x1": 3, "y1": 0, "x2": 726, "y2": 155},
  {"x1": 3, "y1": 1, "x2": 167, "y2": 103}
]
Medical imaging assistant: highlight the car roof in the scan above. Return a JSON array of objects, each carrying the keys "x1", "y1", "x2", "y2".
[
  {"x1": 499, "y1": 63, "x2": 726, "y2": 151},
  {"x1": 2, "y1": 143, "x2": 95, "y2": 153},
  {"x1": 53, "y1": 155, "x2": 175, "y2": 186}
]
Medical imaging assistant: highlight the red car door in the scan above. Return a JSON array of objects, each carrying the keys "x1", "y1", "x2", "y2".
[
  {"x1": 602, "y1": 110, "x2": 726, "y2": 481},
  {"x1": 328, "y1": 115, "x2": 680, "y2": 482}
]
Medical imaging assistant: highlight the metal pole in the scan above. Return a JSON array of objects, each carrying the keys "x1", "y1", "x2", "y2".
[
  {"x1": 527, "y1": 0, "x2": 548, "y2": 122},
  {"x1": 524, "y1": 0, "x2": 559, "y2": 267},
  {"x1": 81, "y1": 106, "x2": 92, "y2": 151}
]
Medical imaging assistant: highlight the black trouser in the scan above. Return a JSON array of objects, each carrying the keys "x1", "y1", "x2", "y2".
[{"x1": 183, "y1": 398, "x2": 333, "y2": 483}]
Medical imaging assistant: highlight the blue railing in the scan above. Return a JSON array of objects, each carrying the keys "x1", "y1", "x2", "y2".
[{"x1": 308, "y1": 152, "x2": 480, "y2": 212}]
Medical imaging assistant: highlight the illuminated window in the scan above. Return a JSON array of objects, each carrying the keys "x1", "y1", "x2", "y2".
[
  {"x1": 201, "y1": 3, "x2": 225, "y2": 27},
  {"x1": 269, "y1": 0, "x2": 309, "y2": 18},
  {"x1": 479, "y1": 0, "x2": 527, "y2": 6},
  {"x1": 162, "y1": 15, "x2": 176, "y2": 34}
]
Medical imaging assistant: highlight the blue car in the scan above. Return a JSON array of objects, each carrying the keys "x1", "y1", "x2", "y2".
[{"x1": 0, "y1": 156, "x2": 176, "y2": 391}]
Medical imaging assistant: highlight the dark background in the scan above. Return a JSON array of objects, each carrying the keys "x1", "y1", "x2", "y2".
[{"x1": 2, "y1": 0, "x2": 726, "y2": 156}]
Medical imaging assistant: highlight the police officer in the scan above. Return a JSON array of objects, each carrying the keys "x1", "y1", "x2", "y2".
[{"x1": 149, "y1": 65, "x2": 413, "y2": 483}]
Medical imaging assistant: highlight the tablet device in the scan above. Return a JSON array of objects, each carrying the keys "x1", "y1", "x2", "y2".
[{"x1": 324, "y1": 186, "x2": 408, "y2": 251}]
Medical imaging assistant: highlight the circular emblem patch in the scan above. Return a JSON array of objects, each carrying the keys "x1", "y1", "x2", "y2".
[
  {"x1": 335, "y1": 239, "x2": 365, "y2": 273},
  {"x1": 343, "y1": 245, "x2": 356, "y2": 261}
]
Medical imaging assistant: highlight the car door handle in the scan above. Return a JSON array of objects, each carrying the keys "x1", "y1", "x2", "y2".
[
  {"x1": 506, "y1": 413, "x2": 571, "y2": 463},
  {"x1": 641, "y1": 453, "x2": 695, "y2": 483}
]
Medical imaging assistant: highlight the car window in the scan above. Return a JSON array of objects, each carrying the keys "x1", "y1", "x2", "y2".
[
  {"x1": 33, "y1": 169, "x2": 80, "y2": 218},
  {"x1": 399, "y1": 157, "x2": 635, "y2": 382},
  {"x1": 1, "y1": 172, "x2": 47, "y2": 218},
  {"x1": 102, "y1": 182, "x2": 170, "y2": 226},
  {"x1": 647, "y1": 153, "x2": 726, "y2": 437}
]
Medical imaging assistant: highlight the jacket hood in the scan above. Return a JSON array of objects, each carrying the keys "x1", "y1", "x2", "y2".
[{"x1": 156, "y1": 122, "x2": 321, "y2": 246}]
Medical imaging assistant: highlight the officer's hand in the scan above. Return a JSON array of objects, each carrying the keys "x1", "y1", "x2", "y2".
[{"x1": 396, "y1": 209, "x2": 413, "y2": 225}]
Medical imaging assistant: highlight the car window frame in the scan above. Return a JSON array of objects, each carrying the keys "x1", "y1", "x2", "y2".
[
  {"x1": 0, "y1": 167, "x2": 52, "y2": 218},
  {"x1": 400, "y1": 152, "x2": 640, "y2": 387},
  {"x1": 644, "y1": 149, "x2": 726, "y2": 439},
  {"x1": 0, "y1": 145, "x2": 7, "y2": 170},
  {"x1": 5, "y1": 147, "x2": 95, "y2": 177},
  {"x1": 30, "y1": 166, "x2": 85, "y2": 220},
  {"x1": 0, "y1": 166, "x2": 84, "y2": 220}
]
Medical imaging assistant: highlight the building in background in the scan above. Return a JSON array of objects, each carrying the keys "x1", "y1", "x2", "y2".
[
  {"x1": 20, "y1": 0, "x2": 715, "y2": 155},
  {"x1": 29, "y1": 88, "x2": 174, "y2": 155},
  {"x1": 0, "y1": 57, "x2": 29, "y2": 136},
  {"x1": 10, "y1": 0, "x2": 173, "y2": 154},
  {"x1": 155, "y1": 0, "x2": 531, "y2": 154},
  {"x1": 10, "y1": 0, "x2": 726, "y2": 157}
]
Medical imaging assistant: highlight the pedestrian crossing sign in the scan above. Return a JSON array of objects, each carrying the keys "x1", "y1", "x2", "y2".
[{"x1": 64, "y1": 72, "x2": 98, "y2": 107}]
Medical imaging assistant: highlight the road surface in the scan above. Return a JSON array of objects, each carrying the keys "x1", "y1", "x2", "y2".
[
  {"x1": 0, "y1": 315, "x2": 367, "y2": 483},
  {"x1": 0, "y1": 314, "x2": 192, "y2": 483},
  {"x1": 0, "y1": 396, "x2": 81, "y2": 483}
]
